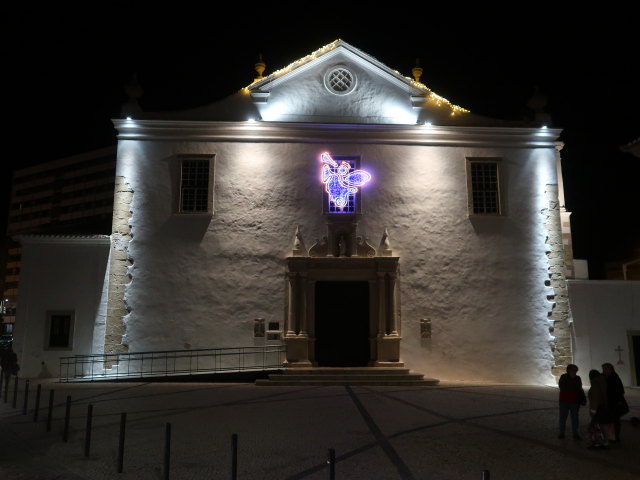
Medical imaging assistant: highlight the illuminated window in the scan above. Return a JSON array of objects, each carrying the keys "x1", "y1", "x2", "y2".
[
  {"x1": 467, "y1": 159, "x2": 502, "y2": 215},
  {"x1": 322, "y1": 154, "x2": 370, "y2": 214},
  {"x1": 179, "y1": 155, "x2": 214, "y2": 213},
  {"x1": 45, "y1": 311, "x2": 74, "y2": 350}
]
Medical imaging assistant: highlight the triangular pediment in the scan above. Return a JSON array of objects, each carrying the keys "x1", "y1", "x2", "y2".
[
  {"x1": 249, "y1": 40, "x2": 422, "y2": 95},
  {"x1": 154, "y1": 40, "x2": 506, "y2": 126},
  {"x1": 245, "y1": 40, "x2": 472, "y2": 125}
]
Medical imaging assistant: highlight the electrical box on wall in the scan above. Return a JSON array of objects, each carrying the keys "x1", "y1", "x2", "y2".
[
  {"x1": 254, "y1": 318, "x2": 265, "y2": 338},
  {"x1": 267, "y1": 321, "x2": 281, "y2": 341}
]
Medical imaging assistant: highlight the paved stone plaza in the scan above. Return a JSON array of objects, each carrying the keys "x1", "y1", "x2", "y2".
[{"x1": 1, "y1": 380, "x2": 638, "y2": 479}]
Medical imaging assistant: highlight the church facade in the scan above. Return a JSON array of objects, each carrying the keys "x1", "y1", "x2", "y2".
[{"x1": 14, "y1": 41, "x2": 573, "y2": 384}]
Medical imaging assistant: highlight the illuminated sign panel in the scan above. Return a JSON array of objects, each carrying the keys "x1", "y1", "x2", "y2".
[{"x1": 321, "y1": 153, "x2": 371, "y2": 213}]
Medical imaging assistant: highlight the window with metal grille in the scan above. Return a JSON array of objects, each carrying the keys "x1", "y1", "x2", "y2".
[
  {"x1": 468, "y1": 160, "x2": 502, "y2": 215},
  {"x1": 323, "y1": 155, "x2": 360, "y2": 213},
  {"x1": 180, "y1": 158, "x2": 212, "y2": 213},
  {"x1": 324, "y1": 67, "x2": 356, "y2": 95}
]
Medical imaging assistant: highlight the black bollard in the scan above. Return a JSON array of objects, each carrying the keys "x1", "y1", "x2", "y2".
[
  {"x1": 46, "y1": 389, "x2": 54, "y2": 432},
  {"x1": 481, "y1": 470, "x2": 490, "y2": 480},
  {"x1": 164, "y1": 423, "x2": 171, "y2": 480},
  {"x1": 84, "y1": 404, "x2": 93, "y2": 457},
  {"x1": 117, "y1": 412, "x2": 127, "y2": 473},
  {"x1": 22, "y1": 379, "x2": 29, "y2": 415},
  {"x1": 12, "y1": 376, "x2": 18, "y2": 408},
  {"x1": 327, "y1": 448, "x2": 336, "y2": 480},
  {"x1": 231, "y1": 433, "x2": 238, "y2": 480},
  {"x1": 3, "y1": 373, "x2": 7, "y2": 403},
  {"x1": 63, "y1": 395, "x2": 71, "y2": 442},
  {"x1": 33, "y1": 384, "x2": 42, "y2": 422}
]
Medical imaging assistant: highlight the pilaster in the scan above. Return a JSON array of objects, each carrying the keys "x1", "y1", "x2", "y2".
[
  {"x1": 104, "y1": 177, "x2": 132, "y2": 355},
  {"x1": 542, "y1": 184, "x2": 573, "y2": 379}
]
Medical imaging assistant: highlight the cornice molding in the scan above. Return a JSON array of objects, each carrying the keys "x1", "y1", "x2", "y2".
[{"x1": 113, "y1": 119, "x2": 562, "y2": 148}]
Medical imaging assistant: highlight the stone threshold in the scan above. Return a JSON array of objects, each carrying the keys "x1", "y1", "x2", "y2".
[{"x1": 256, "y1": 367, "x2": 440, "y2": 386}]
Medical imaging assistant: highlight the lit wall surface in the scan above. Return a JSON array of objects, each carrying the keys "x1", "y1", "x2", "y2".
[
  {"x1": 13, "y1": 237, "x2": 109, "y2": 377},
  {"x1": 114, "y1": 125, "x2": 559, "y2": 384},
  {"x1": 569, "y1": 280, "x2": 640, "y2": 386}
]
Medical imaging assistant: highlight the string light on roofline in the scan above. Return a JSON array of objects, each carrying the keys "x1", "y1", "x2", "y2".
[
  {"x1": 393, "y1": 68, "x2": 469, "y2": 114},
  {"x1": 246, "y1": 40, "x2": 342, "y2": 88},
  {"x1": 244, "y1": 40, "x2": 470, "y2": 116},
  {"x1": 424, "y1": 89, "x2": 469, "y2": 114}
]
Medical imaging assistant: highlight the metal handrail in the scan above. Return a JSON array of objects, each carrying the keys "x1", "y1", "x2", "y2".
[{"x1": 59, "y1": 345, "x2": 286, "y2": 382}]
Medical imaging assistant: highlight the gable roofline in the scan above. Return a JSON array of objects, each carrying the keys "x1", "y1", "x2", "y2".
[{"x1": 246, "y1": 39, "x2": 469, "y2": 115}]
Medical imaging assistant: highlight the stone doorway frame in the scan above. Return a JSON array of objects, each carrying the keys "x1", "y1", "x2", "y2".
[{"x1": 284, "y1": 256, "x2": 402, "y2": 368}]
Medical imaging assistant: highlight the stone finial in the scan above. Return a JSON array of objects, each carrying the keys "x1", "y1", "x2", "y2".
[
  {"x1": 526, "y1": 85, "x2": 551, "y2": 123},
  {"x1": 378, "y1": 228, "x2": 393, "y2": 256},
  {"x1": 356, "y1": 236, "x2": 377, "y2": 257},
  {"x1": 309, "y1": 236, "x2": 329, "y2": 257},
  {"x1": 121, "y1": 73, "x2": 144, "y2": 117},
  {"x1": 124, "y1": 73, "x2": 143, "y2": 103},
  {"x1": 411, "y1": 58, "x2": 423, "y2": 83},
  {"x1": 292, "y1": 225, "x2": 307, "y2": 256},
  {"x1": 254, "y1": 54, "x2": 266, "y2": 82}
]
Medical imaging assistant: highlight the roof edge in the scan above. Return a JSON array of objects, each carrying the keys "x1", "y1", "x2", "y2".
[
  {"x1": 246, "y1": 39, "x2": 469, "y2": 114},
  {"x1": 113, "y1": 119, "x2": 561, "y2": 148}
]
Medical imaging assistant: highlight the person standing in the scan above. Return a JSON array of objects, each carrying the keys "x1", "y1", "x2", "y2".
[
  {"x1": 602, "y1": 362, "x2": 627, "y2": 442},
  {"x1": 588, "y1": 369, "x2": 615, "y2": 448},
  {"x1": 558, "y1": 364, "x2": 585, "y2": 439},
  {"x1": 0, "y1": 346, "x2": 18, "y2": 385},
  {"x1": 0, "y1": 348, "x2": 8, "y2": 385}
]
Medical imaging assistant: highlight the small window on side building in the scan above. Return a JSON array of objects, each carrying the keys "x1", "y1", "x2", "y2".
[
  {"x1": 179, "y1": 156, "x2": 214, "y2": 213},
  {"x1": 467, "y1": 159, "x2": 502, "y2": 215},
  {"x1": 45, "y1": 311, "x2": 74, "y2": 350}
]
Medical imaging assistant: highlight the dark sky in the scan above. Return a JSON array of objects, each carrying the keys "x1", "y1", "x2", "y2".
[{"x1": 4, "y1": 4, "x2": 640, "y2": 278}]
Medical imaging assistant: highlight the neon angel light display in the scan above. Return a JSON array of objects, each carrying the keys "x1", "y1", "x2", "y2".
[{"x1": 321, "y1": 152, "x2": 372, "y2": 212}]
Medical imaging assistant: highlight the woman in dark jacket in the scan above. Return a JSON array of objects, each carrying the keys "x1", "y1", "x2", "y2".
[
  {"x1": 588, "y1": 369, "x2": 615, "y2": 447},
  {"x1": 558, "y1": 364, "x2": 585, "y2": 439},
  {"x1": 602, "y1": 362, "x2": 626, "y2": 442}
]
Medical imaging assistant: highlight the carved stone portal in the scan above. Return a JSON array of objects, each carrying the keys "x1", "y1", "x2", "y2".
[
  {"x1": 284, "y1": 256, "x2": 402, "y2": 367},
  {"x1": 286, "y1": 217, "x2": 401, "y2": 367}
]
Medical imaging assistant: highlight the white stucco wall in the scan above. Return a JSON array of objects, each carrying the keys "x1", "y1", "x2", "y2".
[
  {"x1": 569, "y1": 280, "x2": 640, "y2": 386},
  {"x1": 115, "y1": 132, "x2": 559, "y2": 384},
  {"x1": 13, "y1": 238, "x2": 110, "y2": 377}
]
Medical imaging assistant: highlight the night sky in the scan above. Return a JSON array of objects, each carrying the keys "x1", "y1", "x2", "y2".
[{"x1": 4, "y1": 4, "x2": 639, "y2": 279}]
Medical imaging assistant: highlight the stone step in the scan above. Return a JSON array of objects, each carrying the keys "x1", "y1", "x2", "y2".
[
  {"x1": 256, "y1": 367, "x2": 440, "y2": 386},
  {"x1": 256, "y1": 378, "x2": 440, "y2": 386},
  {"x1": 281, "y1": 367, "x2": 413, "y2": 375},
  {"x1": 271, "y1": 373, "x2": 427, "y2": 381}
]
